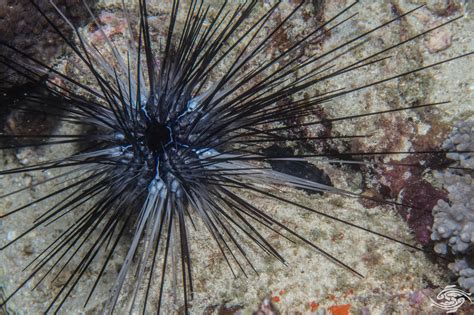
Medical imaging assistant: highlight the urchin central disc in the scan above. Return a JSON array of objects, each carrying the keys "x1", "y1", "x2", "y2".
[{"x1": 145, "y1": 121, "x2": 172, "y2": 153}]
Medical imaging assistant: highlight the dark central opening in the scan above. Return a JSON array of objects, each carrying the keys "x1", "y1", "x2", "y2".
[{"x1": 145, "y1": 122, "x2": 172, "y2": 153}]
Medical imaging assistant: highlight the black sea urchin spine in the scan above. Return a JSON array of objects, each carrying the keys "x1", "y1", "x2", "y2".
[{"x1": 0, "y1": 0, "x2": 472, "y2": 313}]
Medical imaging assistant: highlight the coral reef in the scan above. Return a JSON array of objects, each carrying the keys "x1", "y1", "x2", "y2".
[
  {"x1": 443, "y1": 120, "x2": 474, "y2": 169},
  {"x1": 2, "y1": 1, "x2": 473, "y2": 313},
  {"x1": 431, "y1": 120, "x2": 474, "y2": 293}
]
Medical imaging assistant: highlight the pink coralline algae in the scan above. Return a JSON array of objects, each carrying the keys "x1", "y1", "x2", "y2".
[
  {"x1": 399, "y1": 178, "x2": 448, "y2": 246},
  {"x1": 89, "y1": 12, "x2": 127, "y2": 44},
  {"x1": 364, "y1": 156, "x2": 448, "y2": 246}
]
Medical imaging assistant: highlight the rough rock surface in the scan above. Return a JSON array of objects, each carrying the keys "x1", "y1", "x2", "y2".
[
  {"x1": 0, "y1": 0, "x2": 97, "y2": 87},
  {"x1": 0, "y1": 0, "x2": 98, "y2": 146}
]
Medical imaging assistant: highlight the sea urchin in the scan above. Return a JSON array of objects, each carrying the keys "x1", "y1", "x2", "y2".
[{"x1": 0, "y1": 0, "x2": 473, "y2": 313}]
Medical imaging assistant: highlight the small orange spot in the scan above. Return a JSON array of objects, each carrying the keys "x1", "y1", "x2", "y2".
[
  {"x1": 279, "y1": 290, "x2": 285, "y2": 296},
  {"x1": 310, "y1": 301, "x2": 319, "y2": 312},
  {"x1": 328, "y1": 304, "x2": 351, "y2": 315},
  {"x1": 272, "y1": 296, "x2": 280, "y2": 303}
]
